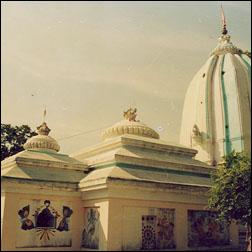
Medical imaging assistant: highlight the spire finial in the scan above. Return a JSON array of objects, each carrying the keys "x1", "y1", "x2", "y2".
[
  {"x1": 43, "y1": 107, "x2": 46, "y2": 123},
  {"x1": 37, "y1": 107, "x2": 50, "y2": 135},
  {"x1": 221, "y1": 4, "x2": 228, "y2": 35}
]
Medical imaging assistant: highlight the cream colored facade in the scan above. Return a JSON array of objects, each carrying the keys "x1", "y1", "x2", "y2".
[
  {"x1": 1, "y1": 113, "x2": 240, "y2": 251},
  {"x1": 2, "y1": 11, "x2": 249, "y2": 251}
]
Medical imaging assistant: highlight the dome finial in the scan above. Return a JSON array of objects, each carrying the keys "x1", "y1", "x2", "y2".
[
  {"x1": 24, "y1": 109, "x2": 60, "y2": 152},
  {"x1": 37, "y1": 122, "x2": 51, "y2": 136},
  {"x1": 123, "y1": 107, "x2": 139, "y2": 122},
  {"x1": 221, "y1": 4, "x2": 228, "y2": 35},
  {"x1": 37, "y1": 108, "x2": 50, "y2": 136}
]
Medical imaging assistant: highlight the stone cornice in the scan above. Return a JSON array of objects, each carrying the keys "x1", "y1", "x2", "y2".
[
  {"x1": 114, "y1": 155, "x2": 215, "y2": 174},
  {"x1": 72, "y1": 139, "x2": 122, "y2": 159},
  {"x1": 107, "y1": 177, "x2": 211, "y2": 194},
  {"x1": 72, "y1": 134, "x2": 199, "y2": 161},
  {"x1": 1, "y1": 177, "x2": 80, "y2": 192},
  {"x1": 15, "y1": 156, "x2": 88, "y2": 171},
  {"x1": 1, "y1": 156, "x2": 88, "y2": 172},
  {"x1": 78, "y1": 177, "x2": 210, "y2": 204},
  {"x1": 120, "y1": 135, "x2": 197, "y2": 156},
  {"x1": 78, "y1": 174, "x2": 211, "y2": 192}
]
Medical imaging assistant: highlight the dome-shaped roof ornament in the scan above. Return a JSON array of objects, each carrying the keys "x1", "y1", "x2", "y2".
[
  {"x1": 102, "y1": 108, "x2": 160, "y2": 140},
  {"x1": 24, "y1": 109, "x2": 60, "y2": 152}
]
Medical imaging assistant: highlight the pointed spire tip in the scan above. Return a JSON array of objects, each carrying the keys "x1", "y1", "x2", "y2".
[{"x1": 221, "y1": 4, "x2": 228, "y2": 35}]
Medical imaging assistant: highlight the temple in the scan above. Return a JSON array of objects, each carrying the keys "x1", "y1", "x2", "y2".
[
  {"x1": 180, "y1": 7, "x2": 251, "y2": 165},
  {"x1": 1, "y1": 9, "x2": 250, "y2": 252}
]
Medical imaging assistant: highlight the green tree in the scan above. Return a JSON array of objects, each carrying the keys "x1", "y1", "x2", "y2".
[
  {"x1": 1, "y1": 124, "x2": 37, "y2": 161},
  {"x1": 208, "y1": 151, "x2": 251, "y2": 250}
]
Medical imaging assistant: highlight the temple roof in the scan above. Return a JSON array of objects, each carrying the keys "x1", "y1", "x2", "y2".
[
  {"x1": 1, "y1": 120, "x2": 88, "y2": 186},
  {"x1": 72, "y1": 109, "x2": 216, "y2": 191}
]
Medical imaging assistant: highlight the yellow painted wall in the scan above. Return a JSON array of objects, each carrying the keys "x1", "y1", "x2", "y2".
[
  {"x1": 1, "y1": 191, "x2": 83, "y2": 251},
  {"x1": 81, "y1": 199, "x2": 109, "y2": 251},
  {"x1": 105, "y1": 198, "x2": 239, "y2": 251},
  {"x1": 1, "y1": 191, "x2": 239, "y2": 251}
]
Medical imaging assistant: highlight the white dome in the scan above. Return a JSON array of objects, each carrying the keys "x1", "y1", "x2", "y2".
[
  {"x1": 24, "y1": 122, "x2": 60, "y2": 153},
  {"x1": 102, "y1": 108, "x2": 159, "y2": 140},
  {"x1": 180, "y1": 33, "x2": 251, "y2": 165}
]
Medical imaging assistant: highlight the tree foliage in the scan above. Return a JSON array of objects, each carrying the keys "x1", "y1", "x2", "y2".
[
  {"x1": 208, "y1": 151, "x2": 251, "y2": 227},
  {"x1": 1, "y1": 124, "x2": 37, "y2": 161}
]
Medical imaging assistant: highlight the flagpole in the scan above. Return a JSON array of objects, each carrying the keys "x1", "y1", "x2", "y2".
[{"x1": 43, "y1": 107, "x2": 46, "y2": 123}]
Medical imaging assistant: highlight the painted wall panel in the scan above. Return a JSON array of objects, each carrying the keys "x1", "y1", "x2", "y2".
[
  {"x1": 16, "y1": 199, "x2": 73, "y2": 248},
  {"x1": 81, "y1": 207, "x2": 100, "y2": 249},
  {"x1": 187, "y1": 210, "x2": 229, "y2": 248}
]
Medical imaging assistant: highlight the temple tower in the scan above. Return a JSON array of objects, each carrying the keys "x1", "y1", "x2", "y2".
[{"x1": 180, "y1": 8, "x2": 251, "y2": 165}]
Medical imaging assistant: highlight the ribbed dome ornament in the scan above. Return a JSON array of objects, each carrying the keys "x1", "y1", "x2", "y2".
[
  {"x1": 24, "y1": 110, "x2": 60, "y2": 152},
  {"x1": 102, "y1": 108, "x2": 160, "y2": 140}
]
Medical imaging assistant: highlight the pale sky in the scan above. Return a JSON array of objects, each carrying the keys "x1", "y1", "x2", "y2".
[{"x1": 1, "y1": 1, "x2": 251, "y2": 154}]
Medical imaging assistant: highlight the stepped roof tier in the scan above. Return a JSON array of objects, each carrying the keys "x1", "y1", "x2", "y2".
[
  {"x1": 2, "y1": 121, "x2": 88, "y2": 188},
  {"x1": 72, "y1": 109, "x2": 216, "y2": 196}
]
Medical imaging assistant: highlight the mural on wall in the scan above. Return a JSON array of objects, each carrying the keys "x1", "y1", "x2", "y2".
[
  {"x1": 156, "y1": 208, "x2": 176, "y2": 249},
  {"x1": 18, "y1": 205, "x2": 35, "y2": 230},
  {"x1": 188, "y1": 210, "x2": 230, "y2": 248},
  {"x1": 82, "y1": 207, "x2": 99, "y2": 249},
  {"x1": 57, "y1": 206, "x2": 73, "y2": 232},
  {"x1": 16, "y1": 199, "x2": 73, "y2": 248},
  {"x1": 141, "y1": 208, "x2": 176, "y2": 250},
  {"x1": 142, "y1": 215, "x2": 157, "y2": 250}
]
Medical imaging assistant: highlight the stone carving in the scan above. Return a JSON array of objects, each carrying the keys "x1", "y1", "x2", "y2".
[
  {"x1": 123, "y1": 108, "x2": 139, "y2": 122},
  {"x1": 188, "y1": 210, "x2": 229, "y2": 248},
  {"x1": 82, "y1": 208, "x2": 99, "y2": 249},
  {"x1": 192, "y1": 124, "x2": 201, "y2": 137}
]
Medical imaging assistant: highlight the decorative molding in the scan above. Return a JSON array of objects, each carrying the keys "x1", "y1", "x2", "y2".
[
  {"x1": 24, "y1": 122, "x2": 60, "y2": 152},
  {"x1": 210, "y1": 35, "x2": 243, "y2": 56},
  {"x1": 13, "y1": 156, "x2": 88, "y2": 171},
  {"x1": 1, "y1": 179, "x2": 81, "y2": 196},
  {"x1": 24, "y1": 135, "x2": 60, "y2": 152},
  {"x1": 102, "y1": 121, "x2": 159, "y2": 140}
]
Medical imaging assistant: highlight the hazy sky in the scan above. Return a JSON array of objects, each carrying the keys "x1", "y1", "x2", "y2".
[{"x1": 1, "y1": 1, "x2": 251, "y2": 154}]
